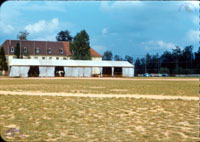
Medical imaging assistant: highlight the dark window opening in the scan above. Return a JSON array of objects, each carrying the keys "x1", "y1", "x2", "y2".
[
  {"x1": 35, "y1": 48, "x2": 40, "y2": 54},
  {"x1": 10, "y1": 47, "x2": 14, "y2": 53},
  {"x1": 28, "y1": 66, "x2": 39, "y2": 77},
  {"x1": 55, "y1": 66, "x2": 65, "y2": 77},
  {"x1": 114, "y1": 67, "x2": 122, "y2": 77},
  {"x1": 59, "y1": 49, "x2": 64, "y2": 54},
  {"x1": 24, "y1": 47, "x2": 27, "y2": 53},
  {"x1": 102, "y1": 67, "x2": 112, "y2": 77},
  {"x1": 47, "y1": 48, "x2": 52, "y2": 54}
]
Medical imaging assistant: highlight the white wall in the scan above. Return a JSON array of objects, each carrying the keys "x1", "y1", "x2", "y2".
[{"x1": 91, "y1": 57, "x2": 102, "y2": 75}]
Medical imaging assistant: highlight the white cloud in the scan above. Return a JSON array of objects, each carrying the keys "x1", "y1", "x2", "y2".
[
  {"x1": 24, "y1": 18, "x2": 59, "y2": 34},
  {"x1": 101, "y1": 1, "x2": 143, "y2": 11},
  {"x1": 187, "y1": 29, "x2": 199, "y2": 42},
  {"x1": 33, "y1": 34, "x2": 57, "y2": 41},
  {"x1": 142, "y1": 40, "x2": 176, "y2": 51},
  {"x1": 92, "y1": 45, "x2": 106, "y2": 52},
  {"x1": 188, "y1": 1, "x2": 199, "y2": 8},
  {"x1": 0, "y1": 23, "x2": 14, "y2": 34},
  {"x1": 102, "y1": 28, "x2": 108, "y2": 35}
]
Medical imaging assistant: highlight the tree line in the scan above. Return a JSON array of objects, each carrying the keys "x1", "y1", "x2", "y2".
[
  {"x1": 134, "y1": 45, "x2": 200, "y2": 75},
  {"x1": 102, "y1": 50, "x2": 134, "y2": 64}
]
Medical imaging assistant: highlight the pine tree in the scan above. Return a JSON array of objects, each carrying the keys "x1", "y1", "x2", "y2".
[
  {"x1": 14, "y1": 42, "x2": 21, "y2": 58},
  {"x1": 0, "y1": 47, "x2": 8, "y2": 71}
]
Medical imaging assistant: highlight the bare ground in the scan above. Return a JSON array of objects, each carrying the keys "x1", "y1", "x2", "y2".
[
  {"x1": 0, "y1": 77, "x2": 199, "y2": 81},
  {"x1": 0, "y1": 91, "x2": 198, "y2": 100}
]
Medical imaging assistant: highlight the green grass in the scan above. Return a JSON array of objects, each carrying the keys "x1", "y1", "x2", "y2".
[
  {"x1": 0, "y1": 79, "x2": 198, "y2": 96},
  {"x1": 0, "y1": 95, "x2": 198, "y2": 142}
]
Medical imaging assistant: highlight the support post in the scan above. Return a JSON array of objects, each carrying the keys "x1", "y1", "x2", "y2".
[
  {"x1": 100, "y1": 67, "x2": 103, "y2": 77},
  {"x1": 112, "y1": 67, "x2": 114, "y2": 77}
]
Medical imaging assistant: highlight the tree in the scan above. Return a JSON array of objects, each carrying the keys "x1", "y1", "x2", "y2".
[
  {"x1": 69, "y1": 30, "x2": 91, "y2": 60},
  {"x1": 145, "y1": 53, "x2": 151, "y2": 73},
  {"x1": 159, "y1": 68, "x2": 169, "y2": 74},
  {"x1": 0, "y1": 47, "x2": 8, "y2": 71},
  {"x1": 14, "y1": 42, "x2": 21, "y2": 58},
  {"x1": 194, "y1": 47, "x2": 200, "y2": 73},
  {"x1": 124, "y1": 55, "x2": 133, "y2": 64},
  {"x1": 102, "y1": 50, "x2": 113, "y2": 61},
  {"x1": 17, "y1": 30, "x2": 29, "y2": 40},
  {"x1": 181, "y1": 45, "x2": 193, "y2": 70},
  {"x1": 160, "y1": 51, "x2": 174, "y2": 74},
  {"x1": 134, "y1": 58, "x2": 141, "y2": 76},
  {"x1": 114, "y1": 55, "x2": 123, "y2": 61},
  {"x1": 56, "y1": 30, "x2": 73, "y2": 41}
]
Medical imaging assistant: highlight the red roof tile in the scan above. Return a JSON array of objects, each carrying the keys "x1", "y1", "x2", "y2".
[{"x1": 1, "y1": 40, "x2": 102, "y2": 57}]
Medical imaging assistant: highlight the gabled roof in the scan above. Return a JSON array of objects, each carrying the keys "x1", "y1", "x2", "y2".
[{"x1": 1, "y1": 40, "x2": 102, "y2": 57}]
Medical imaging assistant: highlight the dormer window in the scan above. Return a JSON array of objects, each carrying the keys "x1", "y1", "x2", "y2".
[
  {"x1": 59, "y1": 48, "x2": 64, "y2": 54},
  {"x1": 10, "y1": 47, "x2": 14, "y2": 53},
  {"x1": 47, "y1": 48, "x2": 52, "y2": 54},
  {"x1": 24, "y1": 47, "x2": 27, "y2": 53},
  {"x1": 35, "y1": 48, "x2": 40, "y2": 54}
]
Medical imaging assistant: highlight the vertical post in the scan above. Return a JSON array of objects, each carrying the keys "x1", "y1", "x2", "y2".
[
  {"x1": 100, "y1": 67, "x2": 102, "y2": 77},
  {"x1": 112, "y1": 67, "x2": 114, "y2": 77}
]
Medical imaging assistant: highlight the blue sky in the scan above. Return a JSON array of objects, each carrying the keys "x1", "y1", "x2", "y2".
[{"x1": 0, "y1": 1, "x2": 199, "y2": 59}]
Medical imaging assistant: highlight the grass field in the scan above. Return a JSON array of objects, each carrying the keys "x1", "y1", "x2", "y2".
[
  {"x1": 0, "y1": 95, "x2": 198, "y2": 142},
  {"x1": 0, "y1": 78, "x2": 199, "y2": 141},
  {"x1": 0, "y1": 78, "x2": 198, "y2": 96}
]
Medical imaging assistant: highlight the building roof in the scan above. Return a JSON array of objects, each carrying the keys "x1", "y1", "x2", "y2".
[
  {"x1": 10, "y1": 59, "x2": 134, "y2": 68},
  {"x1": 1, "y1": 40, "x2": 102, "y2": 57}
]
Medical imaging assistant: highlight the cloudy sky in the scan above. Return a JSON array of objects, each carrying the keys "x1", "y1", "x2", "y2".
[{"x1": 0, "y1": 1, "x2": 199, "y2": 58}]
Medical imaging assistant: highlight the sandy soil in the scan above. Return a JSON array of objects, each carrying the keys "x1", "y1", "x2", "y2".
[
  {"x1": 0, "y1": 77, "x2": 199, "y2": 81},
  {"x1": 0, "y1": 91, "x2": 198, "y2": 100}
]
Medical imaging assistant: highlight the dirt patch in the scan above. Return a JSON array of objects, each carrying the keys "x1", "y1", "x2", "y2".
[
  {"x1": 0, "y1": 91, "x2": 198, "y2": 100},
  {"x1": 0, "y1": 77, "x2": 198, "y2": 81},
  {"x1": 110, "y1": 89, "x2": 128, "y2": 92},
  {"x1": 89, "y1": 86, "x2": 105, "y2": 89}
]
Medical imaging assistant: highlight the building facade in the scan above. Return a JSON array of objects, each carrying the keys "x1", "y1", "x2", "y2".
[{"x1": 1, "y1": 40, "x2": 102, "y2": 68}]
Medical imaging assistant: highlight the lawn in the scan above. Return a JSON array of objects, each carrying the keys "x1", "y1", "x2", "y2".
[
  {"x1": 0, "y1": 78, "x2": 198, "y2": 96},
  {"x1": 0, "y1": 95, "x2": 198, "y2": 142}
]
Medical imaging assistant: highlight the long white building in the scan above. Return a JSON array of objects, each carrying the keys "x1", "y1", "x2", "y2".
[{"x1": 9, "y1": 59, "x2": 134, "y2": 77}]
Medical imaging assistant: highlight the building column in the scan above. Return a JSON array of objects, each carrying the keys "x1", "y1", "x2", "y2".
[
  {"x1": 100, "y1": 67, "x2": 103, "y2": 77},
  {"x1": 112, "y1": 67, "x2": 114, "y2": 77}
]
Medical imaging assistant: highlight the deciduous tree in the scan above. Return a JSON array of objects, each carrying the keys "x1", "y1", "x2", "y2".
[
  {"x1": 56, "y1": 30, "x2": 73, "y2": 42},
  {"x1": 102, "y1": 50, "x2": 113, "y2": 60},
  {"x1": 69, "y1": 30, "x2": 91, "y2": 60},
  {"x1": 17, "y1": 30, "x2": 29, "y2": 40}
]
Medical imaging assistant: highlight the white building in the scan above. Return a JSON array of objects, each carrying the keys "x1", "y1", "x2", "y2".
[{"x1": 9, "y1": 59, "x2": 134, "y2": 77}]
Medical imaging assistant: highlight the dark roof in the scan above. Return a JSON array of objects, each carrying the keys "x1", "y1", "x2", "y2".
[{"x1": 1, "y1": 40, "x2": 102, "y2": 57}]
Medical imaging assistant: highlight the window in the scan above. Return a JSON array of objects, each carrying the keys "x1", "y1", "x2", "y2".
[
  {"x1": 5, "y1": 56, "x2": 8, "y2": 61},
  {"x1": 59, "y1": 48, "x2": 64, "y2": 54},
  {"x1": 49, "y1": 57, "x2": 52, "y2": 60},
  {"x1": 42, "y1": 57, "x2": 45, "y2": 60},
  {"x1": 47, "y1": 48, "x2": 52, "y2": 54},
  {"x1": 24, "y1": 47, "x2": 27, "y2": 53},
  {"x1": 56, "y1": 57, "x2": 59, "y2": 60},
  {"x1": 10, "y1": 47, "x2": 14, "y2": 53},
  {"x1": 63, "y1": 57, "x2": 67, "y2": 60},
  {"x1": 34, "y1": 56, "x2": 38, "y2": 59},
  {"x1": 35, "y1": 48, "x2": 40, "y2": 54}
]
